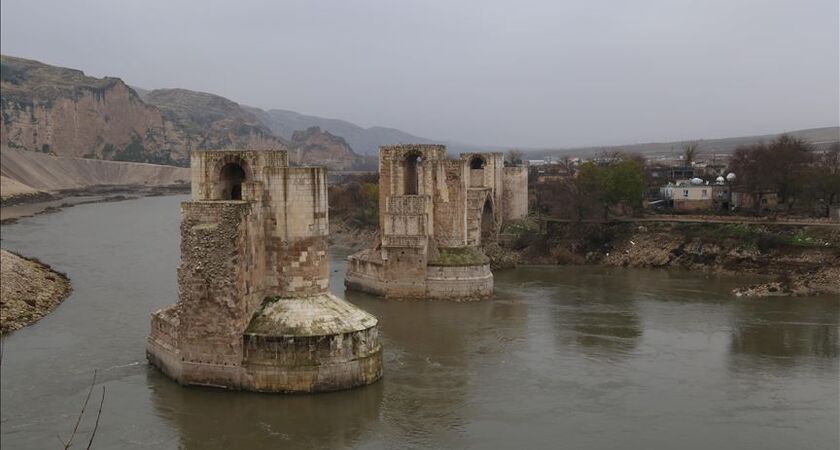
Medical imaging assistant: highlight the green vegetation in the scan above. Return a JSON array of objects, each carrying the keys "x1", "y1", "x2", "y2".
[
  {"x1": 674, "y1": 222, "x2": 838, "y2": 250},
  {"x1": 329, "y1": 174, "x2": 379, "y2": 228},
  {"x1": 430, "y1": 247, "x2": 490, "y2": 266}
]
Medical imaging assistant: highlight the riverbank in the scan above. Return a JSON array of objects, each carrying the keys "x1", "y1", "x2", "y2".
[
  {"x1": 0, "y1": 184, "x2": 189, "y2": 224},
  {"x1": 496, "y1": 218, "x2": 840, "y2": 297},
  {"x1": 0, "y1": 249, "x2": 71, "y2": 334}
]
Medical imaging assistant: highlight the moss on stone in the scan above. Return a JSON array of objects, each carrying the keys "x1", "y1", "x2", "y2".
[{"x1": 429, "y1": 246, "x2": 489, "y2": 266}]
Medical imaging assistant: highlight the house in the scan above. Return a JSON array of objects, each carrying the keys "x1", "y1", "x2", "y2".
[{"x1": 660, "y1": 180, "x2": 730, "y2": 211}]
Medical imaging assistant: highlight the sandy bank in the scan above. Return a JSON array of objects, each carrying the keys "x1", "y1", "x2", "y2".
[
  {"x1": 0, "y1": 147, "x2": 189, "y2": 205},
  {"x1": 0, "y1": 249, "x2": 71, "y2": 334}
]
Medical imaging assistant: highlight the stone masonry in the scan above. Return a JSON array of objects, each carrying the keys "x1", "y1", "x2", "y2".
[
  {"x1": 147, "y1": 149, "x2": 382, "y2": 393},
  {"x1": 345, "y1": 144, "x2": 528, "y2": 299}
]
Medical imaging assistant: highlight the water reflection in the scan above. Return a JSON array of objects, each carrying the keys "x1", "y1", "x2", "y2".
[
  {"x1": 729, "y1": 297, "x2": 839, "y2": 368},
  {"x1": 148, "y1": 367, "x2": 384, "y2": 449},
  {"x1": 344, "y1": 289, "x2": 529, "y2": 448}
]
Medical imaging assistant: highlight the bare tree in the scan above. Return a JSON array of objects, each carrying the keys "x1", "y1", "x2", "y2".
[
  {"x1": 505, "y1": 149, "x2": 524, "y2": 166},
  {"x1": 682, "y1": 141, "x2": 700, "y2": 167}
]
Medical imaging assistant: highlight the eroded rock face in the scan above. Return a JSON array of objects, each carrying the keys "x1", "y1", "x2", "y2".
[
  {"x1": 289, "y1": 126, "x2": 363, "y2": 170},
  {"x1": 1, "y1": 56, "x2": 284, "y2": 166}
]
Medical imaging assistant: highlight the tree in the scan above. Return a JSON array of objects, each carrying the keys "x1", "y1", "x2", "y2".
[
  {"x1": 575, "y1": 159, "x2": 645, "y2": 220},
  {"x1": 806, "y1": 143, "x2": 840, "y2": 216},
  {"x1": 682, "y1": 141, "x2": 700, "y2": 167},
  {"x1": 505, "y1": 149, "x2": 524, "y2": 166},
  {"x1": 729, "y1": 135, "x2": 813, "y2": 213}
]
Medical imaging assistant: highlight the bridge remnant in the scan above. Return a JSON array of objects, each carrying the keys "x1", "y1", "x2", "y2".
[
  {"x1": 345, "y1": 145, "x2": 528, "y2": 299},
  {"x1": 147, "y1": 149, "x2": 382, "y2": 392}
]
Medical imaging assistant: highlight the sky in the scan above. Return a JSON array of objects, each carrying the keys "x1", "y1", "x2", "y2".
[{"x1": 1, "y1": 0, "x2": 838, "y2": 148}]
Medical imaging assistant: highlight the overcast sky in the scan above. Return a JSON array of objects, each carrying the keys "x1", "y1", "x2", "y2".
[{"x1": 1, "y1": 0, "x2": 838, "y2": 148}]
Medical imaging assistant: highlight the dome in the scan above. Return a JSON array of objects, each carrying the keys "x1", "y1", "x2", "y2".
[{"x1": 726, "y1": 173, "x2": 736, "y2": 182}]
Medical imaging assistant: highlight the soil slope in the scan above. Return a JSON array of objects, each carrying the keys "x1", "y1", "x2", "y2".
[{"x1": 0, "y1": 147, "x2": 189, "y2": 202}]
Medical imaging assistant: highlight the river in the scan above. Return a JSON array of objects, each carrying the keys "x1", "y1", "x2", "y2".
[{"x1": 1, "y1": 195, "x2": 837, "y2": 449}]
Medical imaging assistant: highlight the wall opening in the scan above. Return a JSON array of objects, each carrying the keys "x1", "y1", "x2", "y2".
[
  {"x1": 480, "y1": 198, "x2": 495, "y2": 244},
  {"x1": 470, "y1": 155, "x2": 486, "y2": 187},
  {"x1": 404, "y1": 153, "x2": 422, "y2": 195},
  {"x1": 219, "y1": 162, "x2": 247, "y2": 200}
]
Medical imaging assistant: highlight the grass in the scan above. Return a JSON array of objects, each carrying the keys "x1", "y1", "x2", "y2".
[{"x1": 430, "y1": 247, "x2": 489, "y2": 266}]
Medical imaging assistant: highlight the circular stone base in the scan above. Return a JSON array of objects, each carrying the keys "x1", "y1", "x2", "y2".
[{"x1": 241, "y1": 293, "x2": 383, "y2": 393}]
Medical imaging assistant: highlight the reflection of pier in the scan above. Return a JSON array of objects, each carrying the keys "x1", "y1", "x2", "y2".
[
  {"x1": 345, "y1": 289, "x2": 529, "y2": 446},
  {"x1": 148, "y1": 369, "x2": 384, "y2": 449}
]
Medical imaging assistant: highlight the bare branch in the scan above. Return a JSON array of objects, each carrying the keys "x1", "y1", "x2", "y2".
[
  {"x1": 64, "y1": 370, "x2": 97, "y2": 450},
  {"x1": 86, "y1": 386, "x2": 106, "y2": 450}
]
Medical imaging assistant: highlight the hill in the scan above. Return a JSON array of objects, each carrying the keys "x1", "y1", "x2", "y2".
[
  {"x1": 530, "y1": 127, "x2": 840, "y2": 159},
  {"x1": 253, "y1": 108, "x2": 439, "y2": 155}
]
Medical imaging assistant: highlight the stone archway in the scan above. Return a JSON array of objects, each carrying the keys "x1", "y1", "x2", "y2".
[
  {"x1": 404, "y1": 152, "x2": 422, "y2": 195},
  {"x1": 219, "y1": 162, "x2": 246, "y2": 200},
  {"x1": 480, "y1": 197, "x2": 496, "y2": 244},
  {"x1": 469, "y1": 155, "x2": 486, "y2": 187}
]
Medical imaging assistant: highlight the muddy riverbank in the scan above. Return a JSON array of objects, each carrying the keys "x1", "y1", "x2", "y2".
[
  {"x1": 496, "y1": 219, "x2": 840, "y2": 297},
  {"x1": 0, "y1": 249, "x2": 71, "y2": 334}
]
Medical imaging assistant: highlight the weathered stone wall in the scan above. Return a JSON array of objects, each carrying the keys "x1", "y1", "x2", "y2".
[
  {"x1": 262, "y1": 167, "x2": 330, "y2": 296},
  {"x1": 191, "y1": 149, "x2": 288, "y2": 201},
  {"x1": 433, "y1": 160, "x2": 468, "y2": 248},
  {"x1": 243, "y1": 327, "x2": 382, "y2": 392},
  {"x1": 176, "y1": 200, "x2": 264, "y2": 386},
  {"x1": 425, "y1": 264, "x2": 493, "y2": 299},
  {"x1": 502, "y1": 165, "x2": 528, "y2": 222}
]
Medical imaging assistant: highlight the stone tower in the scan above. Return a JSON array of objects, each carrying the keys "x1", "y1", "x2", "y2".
[
  {"x1": 345, "y1": 144, "x2": 528, "y2": 300},
  {"x1": 147, "y1": 149, "x2": 382, "y2": 393}
]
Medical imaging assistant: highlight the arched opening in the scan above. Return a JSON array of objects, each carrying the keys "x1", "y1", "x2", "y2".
[
  {"x1": 480, "y1": 198, "x2": 495, "y2": 244},
  {"x1": 219, "y1": 162, "x2": 246, "y2": 200},
  {"x1": 470, "y1": 155, "x2": 486, "y2": 187},
  {"x1": 404, "y1": 152, "x2": 421, "y2": 195}
]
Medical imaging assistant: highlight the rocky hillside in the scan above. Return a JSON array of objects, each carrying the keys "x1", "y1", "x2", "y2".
[
  {"x1": 141, "y1": 88, "x2": 285, "y2": 153},
  {"x1": 288, "y1": 127, "x2": 365, "y2": 170},
  {"x1": 1, "y1": 55, "x2": 183, "y2": 164},
  {"x1": 1, "y1": 55, "x2": 368, "y2": 170}
]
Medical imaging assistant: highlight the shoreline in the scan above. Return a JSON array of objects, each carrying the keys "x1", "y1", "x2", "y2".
[
  {"x1": 0, "y1": 249, "x2": 72, "y2": 334},
  {"x1": 0, "y1": 183, "x2": 189, "y2": 224}
]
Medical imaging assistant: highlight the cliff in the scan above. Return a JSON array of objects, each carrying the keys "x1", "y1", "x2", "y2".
[
  {"x1": 1, "y1": 55, "x2": 184, "y2": 164},
  {"x1": 289, "y1": 126, "x2": 364, "y2": 170}
]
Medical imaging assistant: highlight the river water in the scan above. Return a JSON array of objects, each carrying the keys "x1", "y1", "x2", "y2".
[{"x1": 0, "y1": 195, "x2": 837, "y2": 449}]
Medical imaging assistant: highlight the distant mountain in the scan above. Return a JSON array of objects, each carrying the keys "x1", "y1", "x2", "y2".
[
  {"x1": 288, "y1": 126, "x2": 366, "y2": 170},
  {"x1": 251, "y1": 108, "x2": 440, "y2": 155},
  {"x1": 530, "y1": 127, "x2": 840, "y2": 159}
]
